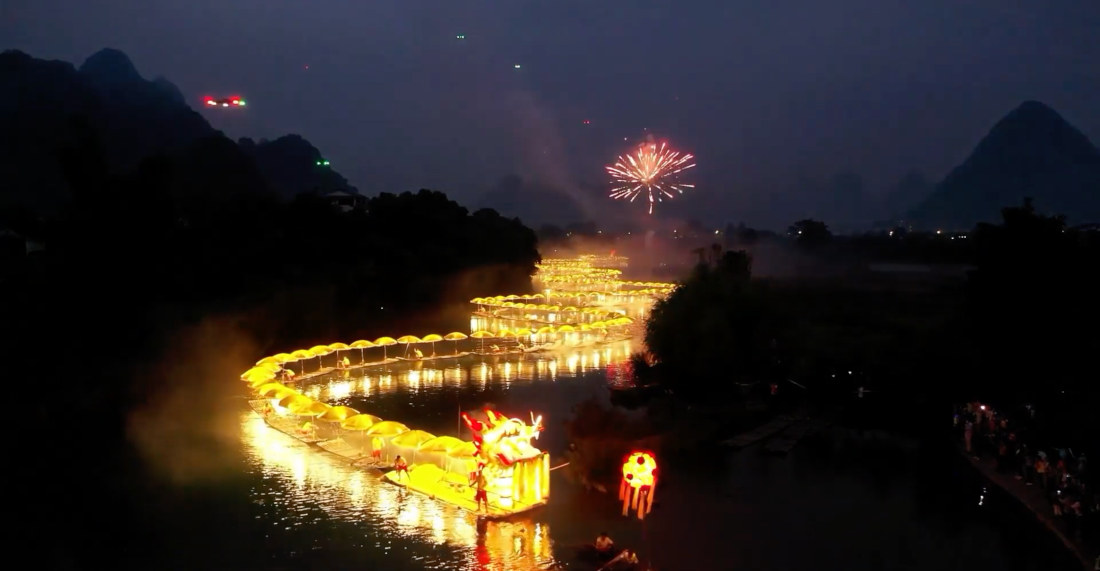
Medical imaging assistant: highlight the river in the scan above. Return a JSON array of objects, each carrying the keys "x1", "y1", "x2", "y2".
[{"x1": 81, "y1": 336, "x2": 1079, "y2": 571}]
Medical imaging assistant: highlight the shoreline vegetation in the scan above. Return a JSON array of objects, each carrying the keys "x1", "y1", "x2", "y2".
[{"x1": 557, "y1": 201, "x2": 1097, "y2": 568}]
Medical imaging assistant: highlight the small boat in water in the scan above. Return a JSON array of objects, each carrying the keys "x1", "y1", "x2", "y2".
[
  {"x1": 575, "y1": 545, "x2": 640, "y2": 570},
  {"x1": 608, "y1": 383, "x2": 666, "y2": 408}
]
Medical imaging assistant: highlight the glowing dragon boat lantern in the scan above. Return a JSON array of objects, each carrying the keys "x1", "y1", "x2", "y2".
[
  {"x1": 462, "y1": 409, "x2": 550, "y2": 510},
  {"x1": 619, "y1": 451, "x2": 657, "y2": 520}
]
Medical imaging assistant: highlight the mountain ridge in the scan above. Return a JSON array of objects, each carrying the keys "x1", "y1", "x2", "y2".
[
  {"x1": 0, "y1": 48, "x2": 354, "y2": 211},
  {"x1": 906, "y1": 100, "x2": 1100, "y2": 229}
]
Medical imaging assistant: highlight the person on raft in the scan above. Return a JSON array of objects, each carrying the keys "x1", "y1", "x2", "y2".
[
  {"x1": 595, "y1": 532, "x2": 615, "y2": 557},
  {"x1": 605, "y1": 549, "x2": 638, "y2": 568},
  {"x1": 394, "y1": 455, "x2": 409, "y2": 481},
  {"x1": 472, "y1": 467, "x2": 489, "y2": 513}
]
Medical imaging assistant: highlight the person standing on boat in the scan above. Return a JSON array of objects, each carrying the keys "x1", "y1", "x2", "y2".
[
  {"x1": 472, "y1": 467, "x2": 489, "y2": 512},
  {"x1": 595, "y1": 532, "x2": 615, "y2": 557},
  {"x1": 371, "y1": 436, "x2": 384, "y2": 461},
  {"x1": 342, "y1": 356, "x2": 350, "y2": 368},
  {"x1": 394, "y1": 455, "x2": 409, "y2": 481}
]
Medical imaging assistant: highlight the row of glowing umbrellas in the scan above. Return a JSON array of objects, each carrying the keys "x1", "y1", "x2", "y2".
[
  {"x1": 244, "y1": 334, "x2": 473, "y2": 373},
  {"x1": 239, "y1": 318, "x2": 637, "y2": 383},
  {"x1": 247, "y1": 381, "x2": 479, "y2": 457}
]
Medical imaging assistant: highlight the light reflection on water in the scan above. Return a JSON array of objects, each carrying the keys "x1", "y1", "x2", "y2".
[
  {"x1": 240, "y1": 339, "x2": 636, "y2": 570},
  {"x1": 300, "y1": 340, "x2": 632, "y2": 405}
]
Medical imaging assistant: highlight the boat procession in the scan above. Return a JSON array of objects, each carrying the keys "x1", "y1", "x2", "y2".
[{"x1": 238, "y1": 255, "x2": 675, "y2": 518}]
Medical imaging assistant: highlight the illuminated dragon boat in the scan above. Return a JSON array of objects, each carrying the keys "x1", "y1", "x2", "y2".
[{"x1": 240, "y1": 255, "x2": 674, "y2": 518}]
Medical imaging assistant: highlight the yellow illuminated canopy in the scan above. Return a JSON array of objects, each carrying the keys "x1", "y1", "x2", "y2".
[
  {"x1": 256, "y1": 383, "x2": 296, "y2": 399},
  {"x1": 340, "y1": 413, "x2": 383, "y2": 431},
  {"x1": 391, "y1": 429, "x2": 436, "y2": 448},
  {"x1": 349, "y1": 339, "x2": 375, "y2": 348},
  {"x1": 373, "y1": 337, "x2": 397, "y2": 346},
  {"x1": 241, "y1": 366, "x2": 275, "y2": 380},
  {"x1": 420, "y1": 333, "x2": 443, "y2": 343},
  {"x1": 396, "y1": 335, "x2": 421, "y2": 344},
  {"x1": 446, "y1": 441, "x2": 478, "y2": 457},
  {"x1": 255, "y1": 356, "x2": 283, "y2": 366},
  {"x1": 319, "y1": 405, "x2": 359, "y2": 422},
  {"x1": 278, "y1": 394, "x2": 313, "y2": 411},
  {"x1": 295, "y1": 401, "x2": 331, "y2": 417},
  {"x1": 417, "y1": 435, "x2": 466, "y2": 453},
  {"x1": 443, "y1": 332, "x2": 468, "y2": 341},
  {"x1": 365, "y1": 420, "x2": 410, "y2": 436}
]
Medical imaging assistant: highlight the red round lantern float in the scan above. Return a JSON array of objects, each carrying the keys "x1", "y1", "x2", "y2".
[{"x1": 619, "y1": 451, "x2": 658, "y2": 519}]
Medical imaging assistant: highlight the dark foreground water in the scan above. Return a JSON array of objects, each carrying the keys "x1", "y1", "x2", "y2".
[{"x1": 63, "y1": 341, "x2": 1079, "y2": 571}]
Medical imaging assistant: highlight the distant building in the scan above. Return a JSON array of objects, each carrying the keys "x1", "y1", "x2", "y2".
[{"x1": 323, "y1": 191, "x2": 366, "y2": 213}]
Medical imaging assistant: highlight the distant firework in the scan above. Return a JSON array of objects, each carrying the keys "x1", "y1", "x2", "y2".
[{"x1": 606, "y1": 140, "x2": 695, "y2": 214}]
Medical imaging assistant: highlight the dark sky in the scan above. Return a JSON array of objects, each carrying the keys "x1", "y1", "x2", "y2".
[{"x1": 5, "y1": 1, "x2": 1099, "y2": 228}]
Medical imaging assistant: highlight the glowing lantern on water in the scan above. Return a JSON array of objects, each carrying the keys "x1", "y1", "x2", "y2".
[{"x1": 619, "y1": 451, "x2": 657, "y2": 519}]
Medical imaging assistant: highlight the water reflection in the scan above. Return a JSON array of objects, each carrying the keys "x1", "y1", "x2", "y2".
[
  {"x1": 242, "y1": 341, "x2": 636, "y2": 570},
  {"x1": 242, "y1": 413, "x2": 556, "y2": 570},
  {"x1": 300, "y1": 340, "x2": 633, "y2": 405}
]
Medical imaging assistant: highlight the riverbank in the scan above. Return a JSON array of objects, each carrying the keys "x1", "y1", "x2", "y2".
[{"x1": 959, "y1": 446, "x2": 1096, "y2": 571}]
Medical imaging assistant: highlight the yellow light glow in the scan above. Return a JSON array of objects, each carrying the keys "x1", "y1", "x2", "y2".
[{"x1": 243, "y1": 254, "x2": 663, "y2": 546}]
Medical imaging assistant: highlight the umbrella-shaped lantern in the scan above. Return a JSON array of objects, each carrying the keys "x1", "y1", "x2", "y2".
[
  {"x1": 255, "y1": 382, "x2": 297, "y2": 400},
  {"x1": 443, "y1": 331, "x2": 467, "y2": 354},
  {"x1": 318, "y1": 405, "x2": 360, "y2": 423},
  {"x1": 365, "y1": 420, "x2": 410, "y2": 437},
  {"x1": 254, "y1": 362, "x2": 284, "y2": 373},
  {"x1": 308, "y1": 345, "x2": 332, "y2": 369},
  {"x1": 395, "y1": 335, "x2": 421, "y2": 358},
  {"x1": 391, "y1": 429, "x2": 435, "y2": 449},
  {"x1": 349, "y1": 339, "x2": 375, "y2": 364},
  {"x1": 256, "y1": 356, "x2": 283, "y2": 367},
  {"x1": 327, "y1": 342, "x2": 350, "y2": 363},
  {"x1": 289, "y1": 349, "x2": 312, "y2": 374},
  {"x1": 373, "y1": 337, "x2": 397, "y2": 360},
  {"x1": 293, "y1": 401, "x2": 331, "y2": 418},
  {"x1": 258, "y1": 352, "x2": 290, "y2": 367},
  {"x1": 241, "y1": 369, "x2": 272, "y2": 386},
  {"x1": 420, "y1": 334, "x2": 443, "y2": 356},
  {"x1": 469, "y1": 330, "x2": 495, "y2": 353},
  {"x1": 340, "y1": 413, "x2": 383, "y2": 431},
  {"x1": 418, "y1": 435, "x2": 468, "y2": 469},
  {"x1": 446, "y1": 441, "x2": 478, "y2": 458},
  {"x1": 417, "y1": 435, "x2": 466, "y2": 453},
  {"x1": 277, "y1": 393, "x2": 313, "y2": 413}
]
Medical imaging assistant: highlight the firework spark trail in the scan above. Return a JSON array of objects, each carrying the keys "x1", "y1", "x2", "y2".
[{"x1": 606, "y1": 141, "x2": 696, "y2": 214}]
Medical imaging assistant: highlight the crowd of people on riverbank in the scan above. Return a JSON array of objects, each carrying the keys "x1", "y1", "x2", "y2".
[{"x1": 954, "y1": 402, "x2": 1097, "y2": 548}]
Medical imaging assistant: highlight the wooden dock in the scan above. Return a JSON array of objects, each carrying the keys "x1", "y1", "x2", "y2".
[
  {"x1": 721, "y1": 415, "x2": 798, "y2": 448},
  {"x1": 959, "y1": 446, "x2": 1095, "y2": 571}
]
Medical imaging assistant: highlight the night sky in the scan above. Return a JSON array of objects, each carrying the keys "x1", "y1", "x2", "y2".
[{"x1": 5, "y1": 1, "x2": 1099, "y2": 227}]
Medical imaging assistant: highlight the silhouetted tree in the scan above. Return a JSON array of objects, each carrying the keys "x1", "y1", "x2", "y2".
[{"x1": 788, "y1": 219, "x2": 831, "y2": 247}]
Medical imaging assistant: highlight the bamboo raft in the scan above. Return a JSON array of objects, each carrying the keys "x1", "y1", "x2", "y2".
[{"x1": 721, "y1": 415, "x2": 798, "y2": 448}]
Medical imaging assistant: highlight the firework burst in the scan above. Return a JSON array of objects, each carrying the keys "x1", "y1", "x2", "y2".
[{"x1": 606, "y1": 140, "x2": 696, "y2": 214}]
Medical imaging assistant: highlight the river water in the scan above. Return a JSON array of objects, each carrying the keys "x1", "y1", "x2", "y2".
[{"x1": 99, "y1": 337, "x2": 1080, "y2": 571}]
